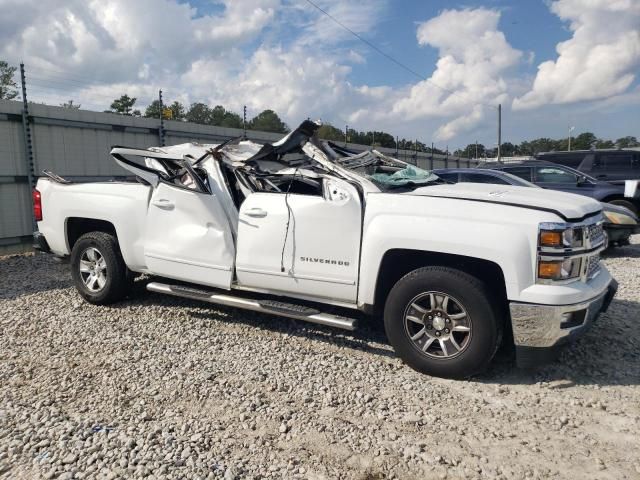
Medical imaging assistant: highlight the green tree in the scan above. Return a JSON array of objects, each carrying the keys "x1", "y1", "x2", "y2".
[
  {"x1": 571, "y1": 132, "x2": 597, "y2": 150},
  {"x1": 168, "y1": 101, "x2": 185, "y2": 121},
  {"x1": 249, "y1": 109, "x2": 288, "y2": 133},
  {"x1": 458, "y1": 143, "x2": 486, "y2": 158},
  {"x1": 210, "y1": 105, "x2": 243, "y2": 128},
  {"x1": 109, "y1": 94, "x2": 137, "y2": 115},
  {"x1": 145, "y1": 100, "x2": 185, "y2": 120},
  {"x1": 615, "y1": 136, "x2": 639, "y2": 148},
  {"x1": 317, "y1": 123, "x2": 345, "y2": 141},
  {"x1": 60, "y1": 99, "x2": 81, "y2": 109},
  {"x1": 185, "y1": 102, "x2": 212, "y2": 124},
  {"x1": 0, "y1": 61, "x2": 18, "y2": 100},
  {"x1": 500, "y1": 142, "x2": 517, "y2": 157},
  {"x1": 371, "y1": 131, "x2": 396, "y2": 148},
  {"x1": 519, "y1": 138, "x2": 561, "y2": 155},
  {"x1": 144, "y1": 100, "x2": 163, "y2": 118},
  {"x1": 595, "y1": 139, "x2": 615, "y2": 149}
]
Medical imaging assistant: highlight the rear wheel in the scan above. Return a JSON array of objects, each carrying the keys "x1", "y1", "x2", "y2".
[
  {"x1": 384, "y1": 266, "x2": 502, "y2": 379},
  {"x1": 70, "y1": 232, "x2": 132, "y2": 304}
]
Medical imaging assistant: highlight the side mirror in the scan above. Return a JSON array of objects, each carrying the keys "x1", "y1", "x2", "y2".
[
  {"x1": 577, "y1": 175, "x2": 589, "y2": 186},
  {"x1": 323, "y1": 178, "x2": 350, "y2": 202}
]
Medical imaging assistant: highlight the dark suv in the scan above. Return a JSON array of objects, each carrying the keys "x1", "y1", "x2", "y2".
[
  {"x1": 479, "y1": 159, "x2": 640, "y2": 214},
  {"x1": 535, "y1": 149, "x2": 640, "y2": 183}
]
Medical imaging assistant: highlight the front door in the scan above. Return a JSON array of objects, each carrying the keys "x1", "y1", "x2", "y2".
[{"x1": 235, "y1": 177, "x2": 362, "y2": 303}]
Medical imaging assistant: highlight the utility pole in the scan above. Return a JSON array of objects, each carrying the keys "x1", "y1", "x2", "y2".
[
  {"x1": 414, "y1": 138, "x2": 418, "y2": 166},
  {"x1": 345, "y1": 125, "x2": 348, "y2": 146},
  {"x1": 430, "y1": 142, "x2": 434, "y2": 170},
  {"x1": 568, "y1": 125, "x2": 575, "y2": 151},
  {"x1": 497, "y1": 103, "x2": 502, "y2": 162},
  {"x1": 243, "y1": 105, "x2": 247, "y2": 139},
  {"x1": 372, "y1": 131, "x2": 375, "y2": 146},
  {"x1": 475, "y1": 140, "x2": 478, "y2": 160},
  {"x1": 20, "y1": 62, "x2": 37, "y2": 230},
  {"x1": 158, "y1": 89, "x2": 165, "y2": 147}
]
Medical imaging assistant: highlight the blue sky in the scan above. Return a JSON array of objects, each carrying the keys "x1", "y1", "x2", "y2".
[
  {"x1": 346, "y1": 1, "x2": 563, "y2": 87},
  {"x1": 2, "y1": 0, "x2": 639, "y2": 150}
]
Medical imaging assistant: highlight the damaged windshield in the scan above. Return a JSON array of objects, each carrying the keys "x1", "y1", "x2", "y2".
[{"x1": 319, "y1": 142, "x2": 441, "y2": 191}]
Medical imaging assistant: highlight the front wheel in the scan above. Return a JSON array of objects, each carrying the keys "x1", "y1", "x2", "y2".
[{"x1": 384, "y1": 266, "x2": 503, "y2": 379}]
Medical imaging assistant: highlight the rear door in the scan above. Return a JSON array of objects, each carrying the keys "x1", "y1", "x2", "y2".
[
  {"x1": 594, "y1": 153, "x2": 636, "y2": 182},
  {"x1": 143, "y1": 166, "x2": 235, "y2": 289},
  {"x1": 235, "y1": 177, "x2": 362, "y2": 303},
  {"x1": 111, "y1": 147, "x2": 236, "y2": 288}
]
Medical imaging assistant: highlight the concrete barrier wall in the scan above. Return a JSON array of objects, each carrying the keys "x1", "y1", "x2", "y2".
[{"x1": 0, "y1": 99, "x2": 474, "y2": 252}]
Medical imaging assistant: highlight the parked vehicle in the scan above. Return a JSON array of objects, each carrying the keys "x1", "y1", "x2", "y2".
[
  {"x1": 536, "y1": 149, "x2": 640, "y2": 183},
  {"x1": 478, "y1": 159, "x2": 640, "y2": 215},
  {"x1": 32, "y1": 122, "x2": 617, "y2": 378},
  {"x1": 434, "y1": 168, "x2": 640, "y2": 248}
]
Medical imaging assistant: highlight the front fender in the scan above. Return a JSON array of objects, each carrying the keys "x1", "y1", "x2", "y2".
[{"x1": 357, "y1": 194, "x2": 548, "y2": 308}]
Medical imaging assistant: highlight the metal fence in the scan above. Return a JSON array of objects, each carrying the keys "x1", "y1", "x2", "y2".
[{"x1": 0, "y1": 99, "x2": 474, "y2": 253}]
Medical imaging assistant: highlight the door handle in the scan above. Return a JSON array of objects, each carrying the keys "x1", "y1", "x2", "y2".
[
  {"x1": 245, "y1": 208, "x2": 267, "y2": 218},
  {"x1": 597, "y1": 174, "x2": 607, "y2": 179},
  {"x1": 151, "y1": 198, "x2": 175, "y2": 210}
]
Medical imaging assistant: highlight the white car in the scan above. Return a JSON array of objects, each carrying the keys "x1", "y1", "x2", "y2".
[{"x1": 33, "y1": 121, "x2": 617, "y2": 378}]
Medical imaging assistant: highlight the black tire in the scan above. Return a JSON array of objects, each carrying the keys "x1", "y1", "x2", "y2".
[
  {"x1": 384, "y1": 266, "x2": 503, "y2": 379},
  {"x1": 608, "y1": 199, "x2": 638, "y2": 216},
  {"x1": 70, "y1": 231, "x2": 132, "y2": 305}
]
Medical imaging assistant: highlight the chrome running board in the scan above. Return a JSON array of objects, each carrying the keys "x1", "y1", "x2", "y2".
[{"x1": 146, "y1": 282, "x2": 357, "y2": 331}]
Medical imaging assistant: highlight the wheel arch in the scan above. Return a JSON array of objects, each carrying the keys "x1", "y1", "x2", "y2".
[
  {"x1": 368, "y1": 249, "x2": 509, "y2": 317},
  {"x1": 66, "y1": 217, "x2": 118, "y2": 252}
]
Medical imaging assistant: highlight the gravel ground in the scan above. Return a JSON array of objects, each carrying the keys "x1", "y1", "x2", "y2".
[{"x1": 1, "y1": 241, "x2": 639, "y2": 480}]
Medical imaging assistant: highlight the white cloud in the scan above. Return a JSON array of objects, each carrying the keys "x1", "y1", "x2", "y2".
[
  {"x1": 0, "y1": 1, "x2": 523, "y2": 142},
  {"x1": 513, "y1": 0, "x2": 640, "y2": 110},
  {"x1": 181, "y1": 45, "x2": 359, "y2": 123},
  {"x1": 2, "y1": 0, "x2": 636, "y2": 146},
  {"x1": 0, "y1": 0, "x2": 279, "y2": 87},
  {"x1": 387, "y1": 8, "x2": 521, "y2": 141},
  {"x1": 292, "y1": 0, "x2": 387, "y2": 47}
]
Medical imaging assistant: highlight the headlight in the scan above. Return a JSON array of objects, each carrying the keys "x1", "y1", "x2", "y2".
[
  {"x1": 603, "y1": 210, "x2": 636, "y2": 225},
  {"x1": 538, "y1": 257, "x2": 582, "y2": 281},
  {"x1": 538, "y1": 223, "x2": 583, "y2": 249}
]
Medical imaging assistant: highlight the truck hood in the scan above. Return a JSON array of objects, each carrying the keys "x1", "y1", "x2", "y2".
[{"x1": 406, "y1": 182, "x2": 602, "y2": 222}]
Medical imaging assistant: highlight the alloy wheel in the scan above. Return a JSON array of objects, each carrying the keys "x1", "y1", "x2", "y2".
[
  {"x1": 403, "y1": 291, "x2": 472, "y2": 359},
  {"x1": 79, "y1": 247, "x2": 107, "y2": 292}
]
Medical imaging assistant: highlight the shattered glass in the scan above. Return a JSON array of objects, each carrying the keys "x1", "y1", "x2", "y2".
[{"x1": 369, "y1": 164, "x2": 439, "y2": 188}]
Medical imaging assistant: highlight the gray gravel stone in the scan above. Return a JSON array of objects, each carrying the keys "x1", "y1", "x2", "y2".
[{"x1": 0, "y1": 243, "x2": 639, "y2": 479}]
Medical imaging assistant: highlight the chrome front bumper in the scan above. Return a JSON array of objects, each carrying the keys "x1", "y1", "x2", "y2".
[{"x1": 509, "y1": 279, "x2": 618, "y2": 367}]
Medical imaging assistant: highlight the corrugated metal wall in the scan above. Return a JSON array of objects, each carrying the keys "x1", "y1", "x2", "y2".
[{"x1": 0, "y1": 99, "x2": 474, "y2": 252}]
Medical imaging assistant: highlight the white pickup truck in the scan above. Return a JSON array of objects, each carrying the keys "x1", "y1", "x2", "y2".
[{"x1": 33, "y1": 121, "x2": 617, "y2": 378}]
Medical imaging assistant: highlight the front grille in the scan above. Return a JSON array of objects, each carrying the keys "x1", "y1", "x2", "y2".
[
  {"x1": 585, "y1": 223, "x2": 605, "y2": 248},
  {"x1": 586, "y1": 254, "x2": 601, "y2": 279}
]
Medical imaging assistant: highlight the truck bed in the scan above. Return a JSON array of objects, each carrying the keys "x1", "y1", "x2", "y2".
[{"x1": 35, "y1": 177, "x2": 151, "y2": 269}]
